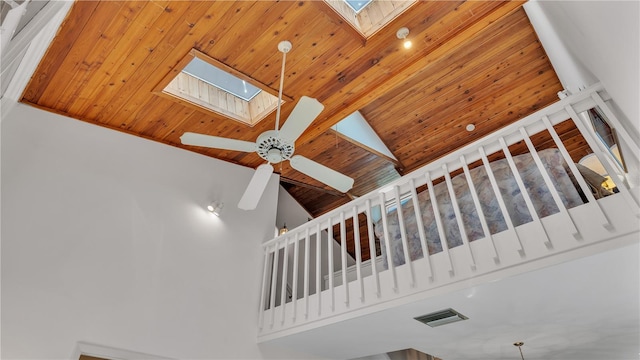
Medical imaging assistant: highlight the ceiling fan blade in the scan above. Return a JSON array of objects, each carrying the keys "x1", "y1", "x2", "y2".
[
  {"x1": 238, "y1": 164, "x2": 274, "y2": 210},
  {"x1": 289, "y1": 155, "x2": 354, "y2": 193},
  {"x1": 278, "y1": 96, "x2": 324, "y2": 143},
  {"x1": 180, "y1": 132, "x2": 256, "y2": 152}
]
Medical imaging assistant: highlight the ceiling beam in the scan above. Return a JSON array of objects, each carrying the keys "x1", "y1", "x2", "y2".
[
  {"x1": 328, "y1": 127, "x2": 403, "y2": 170},
  {"x1": 294, "y1": 1, "x2": 524, "y2": 150},
  {"x1": 280, "y1": 176, "x2": 346, "y2": 197}
]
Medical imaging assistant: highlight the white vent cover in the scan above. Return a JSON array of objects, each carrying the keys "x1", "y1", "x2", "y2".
[{"x1": 414, "y1": 308, "x2": 468, "y2": 327}]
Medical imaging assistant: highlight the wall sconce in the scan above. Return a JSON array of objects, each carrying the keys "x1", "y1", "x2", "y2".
[
  {"x1": 207, "y1": 201, "x2": 224, "y2": 217},
  {"x1": 396, "y1": 27, "x2": 412, "y2": 49},
  {"x1": 279, "y1": 223, "x2": 288, "y2": 235}
]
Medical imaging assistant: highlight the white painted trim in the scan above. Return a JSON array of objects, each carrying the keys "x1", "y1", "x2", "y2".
[
  {"x1": 2, "y1": 0, "x2": 73, "y2": 101},
  {"x1": 523, "y1": 0, "x2": 598, "y2": 95},
  {"x1": 0, "y1": 0, "x2": 29, "y2": 56},
  {"x1": 71, "y1": 342, "x2": 175, "y2": 360},
  {"x1": 1, "y1": 0, "x2": 70, "y2": 71}
]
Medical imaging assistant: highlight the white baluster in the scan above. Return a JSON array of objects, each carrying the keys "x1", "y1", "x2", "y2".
[
  {"x1": 478, "y1": 146, "x2": 524, "y2": 256},
  {"x1": 340, "y1": 212, "x2": 350, "y2": 307},
  {"x1": 327, "y1": 218, "x2": 335, "y2": 311},
  {"x1": 258, "y1": 244, "x2": 270, "y2": 330},
  {"x1": 379, "y1": 191, "x2": 398, "y2": 292},
  {"x1": 409, "y1": 178, "x2": 434, "y2": 280},
  {"x1": 365, "y1": 199, "x2": 381, "y2": 297},
  {"x1": 460, "y1": 154, "x2": 499, "y2": 263},
  {"x1": 394, "y1": 185, "x2": 415, "y2": 287},
  {"x1": 426, "y1": 172, "x2": 454, "y2": 275},
  {"x1": 315, "y1": 222, "x2": 322, "y2": 316},
  {"x1": 280, "y1": 236, "x2": 290, "y2": 325},
  {"x1": 291, "y1": 233, "x2": 299, "y2": 322},
  {"x1": 352, "y1": 206, "x2": 364, "y2": 302},
  {"x1": 304, "y1": 227, "x2": 310, "y2": 318},
  {"x1": 269, "y1": 241, "x2": 280, "y2": 328},
  {"x1": 519, "y1": 126, "x2": 580, "y2": 238}
]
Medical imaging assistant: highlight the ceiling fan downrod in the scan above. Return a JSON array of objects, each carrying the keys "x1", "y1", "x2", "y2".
[{"x1": 274, "y1": 40, "x2": 292, "y2": 133}]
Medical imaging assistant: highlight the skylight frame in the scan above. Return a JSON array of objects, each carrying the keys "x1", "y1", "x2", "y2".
[
  {"x1": 182, "y1": 56, "x2": 262, "y2": 102},
  {"x1": 324, "y1": 0, "x2": 418, "y2": 38},
  {"x1": 153, "y1": 49, "x2": 292, "y2": 127},
  {"x1": 343, "y1": 0, "x2": 373, "y2": 14}
]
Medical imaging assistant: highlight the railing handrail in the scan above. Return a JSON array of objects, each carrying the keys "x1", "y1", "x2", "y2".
[
  {"x1": 258, "y1": 82, "x2": 640, "y2": 340},
  {"x1": 263, "y1": 83, "x2": 609, "y2": 248}
]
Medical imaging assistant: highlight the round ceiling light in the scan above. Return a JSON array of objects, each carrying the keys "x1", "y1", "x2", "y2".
[{"x1": 396, "y1": 27, "x2": 412, "y2": 49}]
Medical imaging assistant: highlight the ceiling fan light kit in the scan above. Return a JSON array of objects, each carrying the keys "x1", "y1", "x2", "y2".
[{"x1": 180, "y1": 41, "x2": 354, "y2": 210}]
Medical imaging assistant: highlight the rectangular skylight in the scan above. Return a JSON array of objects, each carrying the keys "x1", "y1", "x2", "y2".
[
  {"x1": 182, "y1": 57, "x2": 261, "y2": 101},
  {"x1": 344, "y1": 0, "x2": 372, "y2": 13}
]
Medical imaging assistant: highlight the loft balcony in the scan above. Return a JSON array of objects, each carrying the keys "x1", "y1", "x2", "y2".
[{"x1": 256, "y1": 84, "x2": 640, "y2": 357}]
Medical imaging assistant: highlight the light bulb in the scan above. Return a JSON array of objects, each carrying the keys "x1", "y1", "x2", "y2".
[
  {"x1": 207, "y1": 201, "x2": 223, "y2": 216},
  {"x1": 396, "y1": 27, "x2": 411, "y2": 50}
]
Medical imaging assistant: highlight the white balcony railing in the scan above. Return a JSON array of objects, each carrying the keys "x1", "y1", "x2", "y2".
[{"x1": 257, "y1": 83, "x2": 640, "y2": 341}]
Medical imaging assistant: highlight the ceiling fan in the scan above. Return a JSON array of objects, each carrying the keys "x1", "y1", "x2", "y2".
[{"x1": 180, "y1": 41, "x2": 354, "y2": 210}]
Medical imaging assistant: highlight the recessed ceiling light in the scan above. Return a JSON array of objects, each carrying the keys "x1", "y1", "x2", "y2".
[{"x1": 466, "y1": 123, "x2": 476, "y2": 132}]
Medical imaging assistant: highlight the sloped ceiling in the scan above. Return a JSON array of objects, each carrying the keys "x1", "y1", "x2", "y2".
[{"x1": 17, "y1": 0, "x2": 588, "y2": 218}]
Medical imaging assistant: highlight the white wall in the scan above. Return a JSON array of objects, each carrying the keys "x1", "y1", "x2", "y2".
[
  {"x1": 275, "y1": 187, "x2": 354, "y2": 301},
  {"x1": 527, "y1": 0, "x2": 640, "y2": 140},
  {"x1": 1, "y1": 103, "x2": 326, "y2": 360}
]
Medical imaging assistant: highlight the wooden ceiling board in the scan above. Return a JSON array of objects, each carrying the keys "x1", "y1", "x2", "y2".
[
  {"x1": 201, "y1": 2, "x2": 284, "y2": 69},
  {"x1": 64, "y1": 1, "x2": 174, "y2": 116},
  {"x1": 62, "y1": 1, "x2": 207, "y2": 121},
  {"x1": 22, "y1": 0, "x2": 572, "y2": 221},
  {"x1": 281, "y1": 132, "x2": 400, "y2": 216},
  {"x1": 22, "y1": 1, "x2": 100, "y2": 104},
  {"x1": 282, "y1": 183, "x2": 351, "y2": 218},
  {"x1": 91, "y1": 2, "x2": 219, "y2": 124},
  {"x1": 332, "y1": 212, "x2": 378, "y2": 262},
  {"x1": 293, "y1": 1, "x2": 525, "y2": 151},
  {"x1": 362, "y1": 9, "x2": 544, "y2": 139},
  {"x1": 384, "y1": 59, "x2": 560, "y2": 162},
  {"x1": 393, "y1": 66, "x2": 559, "y2": 152},
  {"x1": 361, "y1": 9, "x2": 538, "y2": 122},
  {"x1": 305, "y1": 1, "x2": 470, "y2": 104},
  {"x1": 228, "y1": 5, "x2": 336, "y2": 77},
  {"x1": 43, "y1": 1, "x2": 129, "y2": 111}
]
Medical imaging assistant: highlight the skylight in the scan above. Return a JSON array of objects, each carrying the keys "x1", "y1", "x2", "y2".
[
  {"x1": 344, "y1": 0, "x2": 372, "y2": 13},
  {"x1": 155, "y1": 49, "x2": 281, "y2": 127},
  {"x1": 325, "y1": 0, "x2": 416, "y2": 38},
  {"x1": 182, "y1": 57, "x2": 261, "y2": 101},
  {"x1": 332, "y1": 110, "x2": 397, "y2": 161}
]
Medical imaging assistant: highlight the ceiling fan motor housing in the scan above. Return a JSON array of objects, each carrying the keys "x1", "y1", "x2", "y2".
[{"x1": 256, "y1": 130, "x2": 294, "y2": 164}]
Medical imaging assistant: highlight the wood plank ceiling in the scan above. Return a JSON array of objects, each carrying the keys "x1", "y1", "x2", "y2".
[{"x1": 22, "y1": 0, "x2": 581, "y2": 229}]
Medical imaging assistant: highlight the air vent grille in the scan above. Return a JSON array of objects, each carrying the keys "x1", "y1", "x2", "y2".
[{"x1": 414, "y1": 308, "x2": 468, "y2": 327}]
